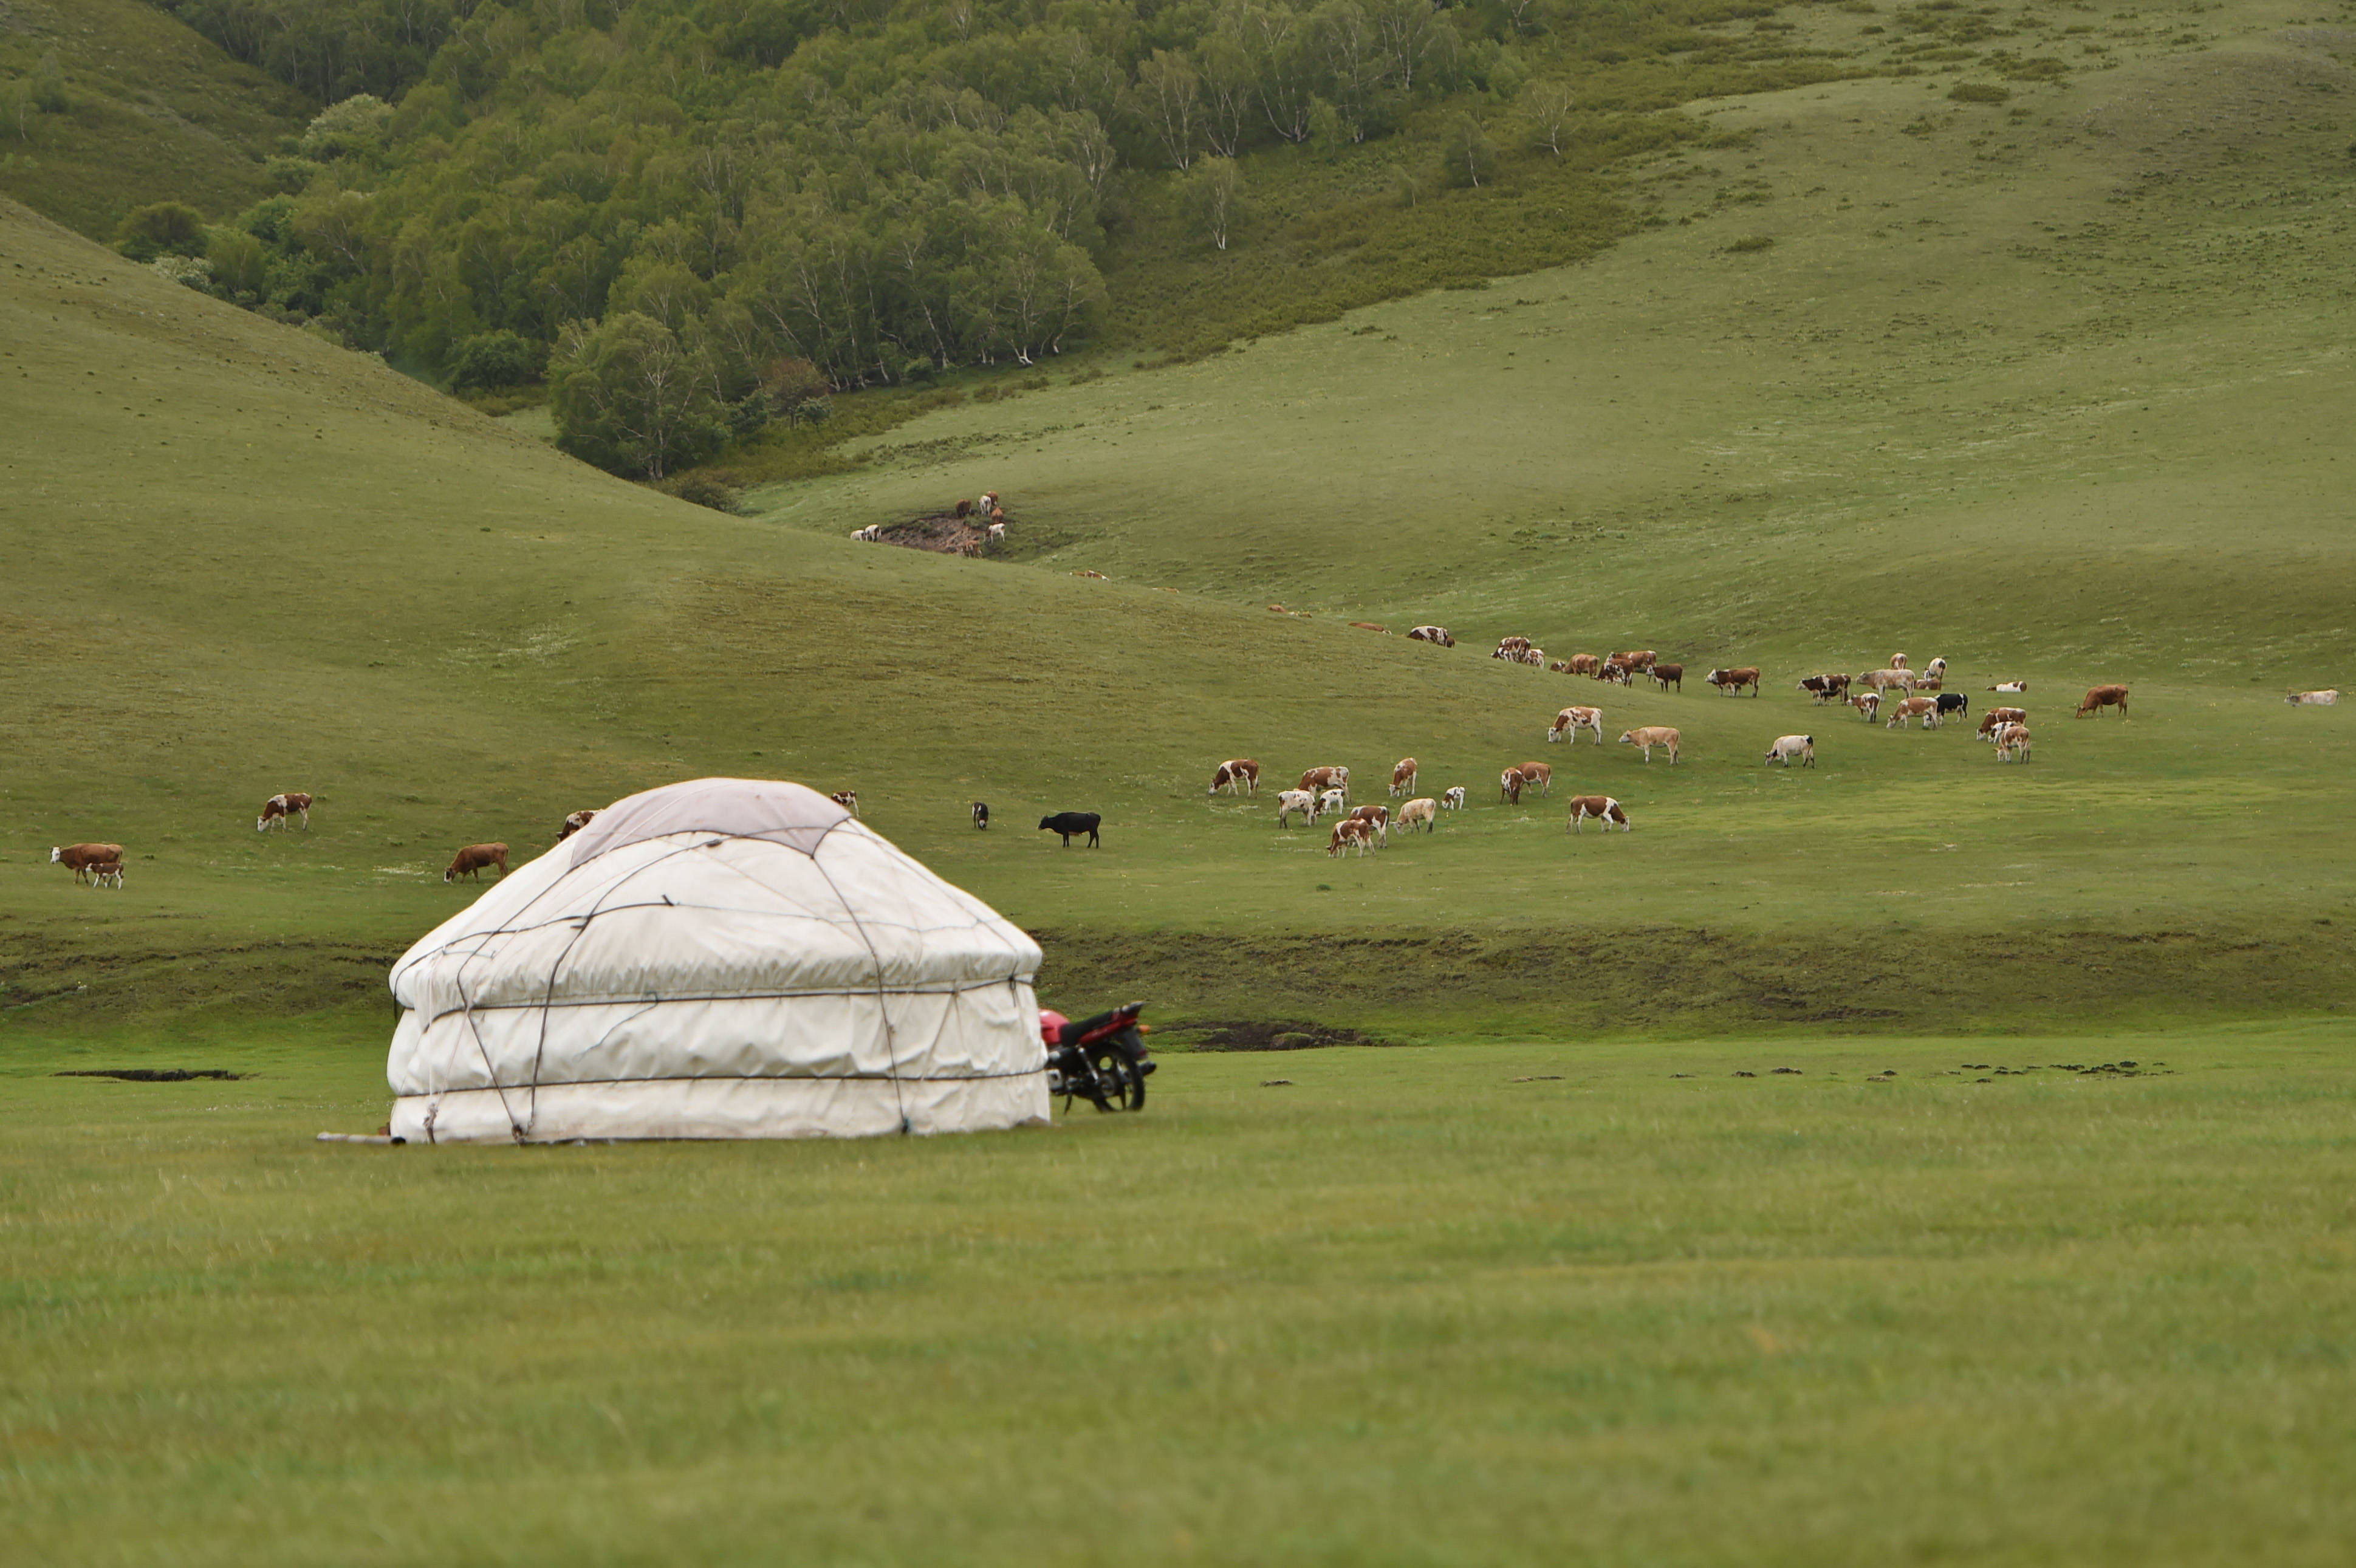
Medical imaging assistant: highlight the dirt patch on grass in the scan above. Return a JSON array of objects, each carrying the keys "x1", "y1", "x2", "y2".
[
  {"x1": 866, "y1": 510, "x2": 1003, "y2": 557},
  {"x1": 1153, "y1": 1019, "x2": 1394, "y2": 1052},
  {"x1": 55, "y1": 1068, "x2": 248, "y2": 1081}
]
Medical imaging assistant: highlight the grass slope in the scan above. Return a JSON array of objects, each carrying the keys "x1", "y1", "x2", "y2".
[
  {"x1": 4, "y1": 1021, "x2": 2354, "y2": 1564},
  {"x1": 0, "y1": 0, "x2": 313, "y2": 238}
]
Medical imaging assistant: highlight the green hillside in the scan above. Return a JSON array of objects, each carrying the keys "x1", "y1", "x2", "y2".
[{"x1": 0, "y1": 0, "x2": 313, "y2": 238}]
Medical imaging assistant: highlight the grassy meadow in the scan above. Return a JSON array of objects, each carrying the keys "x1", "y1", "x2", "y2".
[{"x1": 5, "y1": 1, "x2": 2356, "y2": 1559}]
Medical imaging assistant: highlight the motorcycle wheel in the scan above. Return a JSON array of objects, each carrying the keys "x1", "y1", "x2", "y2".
[{"x1": 1086, "y1": 1044, "x2": 1146, "y2": 1112}]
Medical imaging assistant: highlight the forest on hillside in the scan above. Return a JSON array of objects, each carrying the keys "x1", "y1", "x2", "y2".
[{"x1": 113, "y1": 0, "x2": 1920, "y2": 476}]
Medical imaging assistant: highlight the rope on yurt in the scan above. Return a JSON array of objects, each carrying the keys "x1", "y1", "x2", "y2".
[{"x1": 810, "y1": 851, "x2": 909, "y2": 1134}]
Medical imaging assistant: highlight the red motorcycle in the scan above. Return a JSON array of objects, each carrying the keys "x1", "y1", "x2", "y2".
[{"x1": 1040, "y1": 1002, "x2": 1154, "y2": 1113}]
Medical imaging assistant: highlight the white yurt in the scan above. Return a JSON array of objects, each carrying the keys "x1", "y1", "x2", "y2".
[{"x1": 386, "y1": 778, "x2": 1048, "y2": 1143}]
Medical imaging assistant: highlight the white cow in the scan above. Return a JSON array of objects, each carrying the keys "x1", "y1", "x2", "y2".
[
  {"x1": 1764, "y1": 734, "x2": 1815, "y2": 768},
  {"x1": 1275, "y1": 789, "x2": 1320, "y2": 828},
  {"x1": 2287, "y1": 690, "x2": 2340, "y2": 706}
]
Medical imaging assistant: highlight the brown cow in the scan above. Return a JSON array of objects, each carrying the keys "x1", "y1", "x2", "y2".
[
  {"x1": 1298, "y1": 765, "x2": 1349, "y2": 798},
  {"x1": 1499, "y1": 767, "x2": 1527, "y2": 805},
  {"x1": 1210, "y1": 759, "x2": 1261, "y2": 796},
  {"x1": 1390, "y1": 758, "x2": 1418, "y2": 797},
  {"x1": 1979, "y1": 707, "x2": 2028, "y2": 739},
  {"x1": 1513, "y1": 761, "x2": 1553, "y2": 797},
  {"x1": 50, "y1": 843, "x2": 123, "y2": 883},
  {"x1": 86, "y1": 861, "x2": 124, "y2": 889},
  {"x1": 256, "y1": 792, "x2": 313, "y2": 832},
  {"x1": 1649, "y1": 662, "x2": 1685, "y2": 693},
  {"x1": 445, "y1": 843, "x2": 509, "y2": 883},
  {"x1": 1568, "y1": 653, "x2": 1601, "y2": 677},
  {"x1": 558, "y1": 809, "x2": 600, "y2": 841},
  {"x1": 2077, "y1": 684, "x2": 2130, "y2": 719},
  {"x1": 1707, "y1": 666, "x2": 1761, "y2": 696},
  {"x1": 1618, "y1": 726, "x2": 1680, "y2": 764},
  {"x1": 1613, "y1": 650, "x2": 1659, "y2": 675},
  {"x1": 1564, "y1": 795, "x2": 1630, "y2": 834}
]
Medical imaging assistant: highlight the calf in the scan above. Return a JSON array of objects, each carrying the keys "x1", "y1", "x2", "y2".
[
  {"x1": 1936, "y1": 692, "x2": 1969, "y2": 719},
  {"x1": 1327, "y1": 817, "x2": 1375, "y2": 858},
  {"x1": 1320, "y1": 788, "x2": 1350, "y2": 819},
  {"x1": 1210, "y1": 758, "x2": 1261, "y2": 796},
  {"x1": 1406, "y1": 626, "x2": 1455, "y2": 647},
  {"x1": 1499, "y1": 768, "x2": 1527, "y2": 806},
  {"x1": 987, "y1": 521, "x2": 1005, "y2": 544},
  {"x1": 1764, "y1": 734, "x2": 1815, "y2": 767},
  {"x1": 256, "y1": 792, "x2": 313, "y2": 832},
  {"x1": 1706, "y1": 666, "x2": 1761, "y2": 696},
  {"x1": 1390, "y1": 758, "x2": 1418, "y2": 797},
  {"x1": 445, "y1": 843, "x2": 509, "y2": 883},
  {"x1": 1548, "y1": 660, "x2": 1575, "y2": 675},
  {"x1": 830, "y1": 791, "x2": 860, "y2": 816},
  {"x1": 1550, "y1": 706, "x2": 1604, "y2": 745},
  {"x1": 1850, "y1": 691, "x2": 1882, "y2": 722},
  {"x1": 1441, "y1": 786, "x2": 1467, "y2": 811},
  {"x1": 851, "y1": 524, "x2": 882, "y2": 542},
  {"x1": 1564, "y1": 795, "x2": 1630, "y2": 835},
  {"x1": 1911, "y1": 673, "x2": 1943, "y2": 692},
  {"x1": 1886, "y1": 695, "x2": 1939, "y2": 729},
  {"x1": 1513, "y1": 761, "x2": 1553, "y2": 797},
  {"x1": 1989, "y1": 680, "x2": 2028, "y2": 694},
  {"x1": 1979, "y1": 707, "x2": 2028, "y2": 739},
  {"x1": 1298, "y1": 765, "x2": 1349, "y2": 798},
  {"x1": 1038, "y1": 811, "x2": 1101, "y2": 847},
  {"x1": 1649, "y1": 662, "x2": 1685, "y2": 693},
  {"x1": 1993, "y1": 723, "x2": 2032, "y2": 762},
  {"x1": 2075, "y1": 684, "x2": 2130, "y2": 719},
  {"x1": 1397, "y1": 797, "x2": 1438, "y2": 833},
  {"x1": 2287, "y1": 690, "x2": 2341, "y2": 706},
  {"x1": 557, "y1": 809, "x2": 600, "y2": 841},
  {"x1": 1276, "y1": 789, "x2": 1320, "y2": 829},
  {"x1": 50, "y1": 843, "x2": 123, "y2": 883},
  {"x1": 973, "y1": 801, "x2": 990, "y2": 830},
  {"x1": 86, "y1": 861, "x2": 124, "y2": 889},
  {"x1": 1618, "y1": 726, "x2": 1680, "y2": 764}
]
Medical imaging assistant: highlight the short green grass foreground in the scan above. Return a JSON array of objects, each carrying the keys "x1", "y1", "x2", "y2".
[{"x1": 5, "y1": 1020, "x2": 2353, "y2": 1566}]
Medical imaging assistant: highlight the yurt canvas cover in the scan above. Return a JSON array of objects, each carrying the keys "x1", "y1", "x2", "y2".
[{"x1": 386, "y1": 779, "x2": 1047, "y2": 1142}]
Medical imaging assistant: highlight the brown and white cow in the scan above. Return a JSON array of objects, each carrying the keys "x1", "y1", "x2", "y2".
[
  {"x1": 1550, "y1": 707, "x2": 1605, "y2": 745},
  {"x1": 1989, "y1": 680, "x2": 2028, "y2": 694},
  {"x1": 1564, "y1": 795, "x2": 1630, "y2": 834},
  {"x1": 2287, "y1": 690, "x2": 2341, "y2": 706},
  {"x1": 256, "y1": 792, "x2": 313, "y2": 832},
  {"x1": 1493, "y1": 637, "x2": 1533, "y2": 661},
  {"x1": 1513, "y1": 761, "x2": 1553, "y2": 797},
  {"x1": 1891, "y1": 652, "x2": 1909, "y2": 669},
  {"x1": 50, "y1": 843, "x2": 123, "y2": 883},
  {"x1": 1397, "y1": 797, "x2": 1438, "y2": 833},
  {"x1": 1299, "y1": 765, "x2": 1349, "y2": 798},
  {"x1": 1499, "y1": 767, "x2": 1528, "y2": 806},
  {"x1": 1327, "y1": 817, "x2": 1375, "y2": 858},
  {"x1": 1276, "y1": 789, "x2": 1321, "y2": 829},
  {"x1": 1320, "y1": 787, "x2": 1350, "y2": 819},
  {"x1": 558, "y1": 809, "x2": 600, "y2": 841},
  {"x1": 1597, "y1": 658, "x2": 1634, "y2": 686},
  {"x1": 1979, "y1": 707, "x2": 2028, "y2": 739},
  {"x1": 830, "y1": 791, "x2": 860, "y2": 815},
  {"x1": 1764, "y1": 734, "x2": 1816, "y2": 767},
  {"x1": 1407, "y1": 625, "x2": 1455, "y2": 647},
  {"x1": 2075, "y1": 684, "x2": 2130, "y2": 719},
  {"x1": 1618, "y1": 726, "x2": 1681, "y2": 764},
  {"x1": 1707, "y1": 666, "x2": 1761, "y2": 696},
  {"x1": 1613, "y1": 651, "x2": 1659, "y2": 676},
  {"x1": 445, "y1": 843, "x2": 509, "y2": 883},
  {"x1": 86, "y1": 861, "x2": 124, "y2": 889},
  {"x1": 1993, "y1": 723, "x2": 2032, "y2": 762},
  {"x1": 1886, "y1": 695, "x2": 1939, "y2": 729},
  {"x1": 1850, "y1": 691, "x2": 1882, "y2": 722},
  {"x1": 1348, "y1": 803, "x2": 1392, "y2": 846},
  {"x1": 1649, "y1": 662, "x2": 1685, "y2": 693},
  {"x1": 1441, "y1": 786, "x2": 1467, "y2": 811},
  {"x1": 1390, "y1": 758, "x2": 1418, "y2": 797},
  {"x1": 1210, "y1": 759, "x2": 1261, "y2": 796}
]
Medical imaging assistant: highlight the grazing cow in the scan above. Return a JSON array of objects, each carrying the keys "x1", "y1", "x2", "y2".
[
  {"x1": 1550, "y1": 706, "x2": 1605, "y2": 745},
  {"x1": 2076, "y1": 684, "x2": 2131, "y2": 719},
  {"x1": 1564, "y1": 795, "x2": 1631, "y2": 835},
  {"x1": 1886, "y1": 696, "x2": 1940, "y2": 729},
  {"x1": 1850, "y1": 691, "x2": 1882, "y2": 722},
  {"x1": 1038, "y1": 812, "x2": 1101, "y2": 847},
  {"x1": 1442, "y1": 786, "x2": 1467, "y2": 811},
  {"x1": 1320, "y1": 787, "x2": 1350, "y2": 818},
  {"x1": 2287, "y1": 690, "x2": 2341, "y2": 706},
  {"x1": 1348, "y1": 803, "x2": 1391, "y2": 846},
  {"x1": 851, "y1": 524, "x2": 882, "y2": 542},
  {"x1": 1519, "y1": 647, "x2": 1547, "y2": 668},
  {"x1": 50, "y1": 843, "x2": 123, "y2": 883},
  {"x1": 1936, "y1": 693, "x2": 1969, "y2": 719},
  {"x1": 1860, "y1": 668, "x2": 1916, "y2": 692},
  {"x1": 1597, "y1": 658, "x2": 1634, "y2": 686},
  {"x1": 445, "y1": 843, "x2": 509, "y2": 883},
  {"x1": 557, "y1": 809, "x2": 600, "y2": 841},
  {"x1": 1499, "y1": 768, "x2": 1527, "y2": 806},
  {"x1": 86, "y1": 861, "x2": 124, "y2": 889},
  {"x1": 830, "y1": 791, "x2": 860, "y2": 816},
  {"x1": 1979, "y1": 707, "x2": 2029, "y2": 739},
  {"x1": 1210, "y1": 759, "x2": 1261, "y2": 796},
  {"x1": 1390, "y1": 758, "x2": 1418, "y2": 797},
  {"x1": 1764, "y1": 734, "x2": 1815, "y2": 768},
  {"x1": 973, "y1": 801, "x2": 990, "y2": 830},
  {"x1": 1569, "y1": 653, "x2": 1601, "y2": 677},
  {"x1": 1276, "y1": 789, "x2": 1320, "y2": 829},
  {"x1": 1618, "y1": 725, "x2": 1681, "y2": 764},
  {"x1": 1649, "y1": 662, "x2": 1685, "y2": 693},
  {"x1": 1707, "y1": 666, "x2": 1762, "y2": 696},
  {"x1": 1327, "y1": 817, "x2": 1375, "y2": 858},
  {"x1": 1994, "y1": 723, "x2": 2032, "y2": 762},
  {"x1": 1298, "y1": 765, "x2": 1349, "y2": 798},
  {"x1": 256, "y1": 792, "x2": 313, "y2": 832},
  {"x1": 1514, "y1": 761, "x2": 1553, "y2": 797},
  {"x1": 1493, "y1": 637, "x2": 1532, "y2": 660},
  {"x1": 1406, "y1": 626, "x2": 1455, "y2": 647},
  {"x1": 1397, "y1": 797, "x2": 1438, "y2": 833},
  {"x1": 1990, "y1": 680, "x2": 2028, "y2": 694}
]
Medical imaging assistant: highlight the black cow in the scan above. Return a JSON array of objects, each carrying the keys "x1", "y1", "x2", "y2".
[
  {"x1": 1936, "y1": 692, "x2": 1970, "y2": 718},
  {"x1": 973, "y1": 801, "x2": 990, "y2": 830},
  {"x1": 1039, "y1": 811, "x2": 1100, "y2": 847}
]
